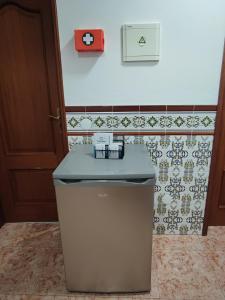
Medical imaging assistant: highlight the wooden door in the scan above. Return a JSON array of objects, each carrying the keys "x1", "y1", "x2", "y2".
[
  {"x1": 0, "y1": 204, "x2": 4, "y2": 227},
  {"x1": 0, "y1": 0, "x2": 68, "y2": 222},
  {"x1": 203, "y1": 43, "x2": 225, "y2": 234}
]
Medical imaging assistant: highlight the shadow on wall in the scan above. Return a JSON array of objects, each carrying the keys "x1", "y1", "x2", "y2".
[
  {"x1": 121, "y1": 59, "x2": 159, "y2": 68},
  {"x1": 61, "y1": 38, "x2": 103, "y2": 75}
]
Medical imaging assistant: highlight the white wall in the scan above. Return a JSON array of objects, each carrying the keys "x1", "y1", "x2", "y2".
[{"x1": 56, "y1": 0, "x2": 225, "y2": 106}]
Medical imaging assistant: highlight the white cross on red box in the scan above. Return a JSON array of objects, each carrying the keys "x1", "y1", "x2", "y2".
[{"x1": 82, "y1": 33, "x2": 94, "y2": 45}]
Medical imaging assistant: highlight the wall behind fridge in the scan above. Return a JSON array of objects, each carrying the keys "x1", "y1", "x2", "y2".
[{"x1": 56, "y1": 0, "x2": 225, "y2": 106}]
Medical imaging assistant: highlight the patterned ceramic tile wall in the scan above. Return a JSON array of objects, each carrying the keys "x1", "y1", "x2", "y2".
[
  {"x1": 68, "y1": 134, "x2": 213, "y2": 235},
  {"x1": 66, "y1": 110, "x2": 216, "y2": 235}
]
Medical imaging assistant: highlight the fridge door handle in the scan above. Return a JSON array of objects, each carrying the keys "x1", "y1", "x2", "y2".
[{"x1": 54, "y1": 178, "x2": 155, "y2": 186}]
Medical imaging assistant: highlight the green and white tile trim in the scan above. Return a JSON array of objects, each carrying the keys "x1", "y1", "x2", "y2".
[
  {"x1": 66, "y1": 111, "x2": 216, "y2": 132},
  {"x1": 67, "y1": 135, "x2": 213, "y2": 235}
]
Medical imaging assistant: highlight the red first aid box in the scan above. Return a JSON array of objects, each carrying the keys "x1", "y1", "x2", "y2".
[{"x1": 74, "y1": 29, "x2": 104, "y2": 52}]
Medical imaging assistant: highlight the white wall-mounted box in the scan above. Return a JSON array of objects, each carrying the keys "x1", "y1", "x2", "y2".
[{"x1": 122, "y1": 23, "x2": 160, "y2": 62}]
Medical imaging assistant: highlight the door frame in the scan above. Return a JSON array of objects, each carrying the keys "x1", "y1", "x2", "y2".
[
  {"x1": 0, "y1": 204, "x2": 4, "y2": 227},
  {"x1": 203, "y1": 41, "x2": 225, "y2": 235},
  {"x1": 50, "y1": 0, "x2": 68, "y2": 155},
  {"x1": 0, "y1": 0, "x2": 68, "y2": 224}
]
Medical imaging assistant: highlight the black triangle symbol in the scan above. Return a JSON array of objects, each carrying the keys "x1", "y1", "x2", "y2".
[{"x1": 139, "y1": 36, "x2": 146, "y2": 44}]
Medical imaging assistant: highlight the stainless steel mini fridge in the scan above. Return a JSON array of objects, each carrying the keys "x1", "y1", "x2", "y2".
[{"x1": 53, "y1": 144, "x2": 155, "y2": 293}]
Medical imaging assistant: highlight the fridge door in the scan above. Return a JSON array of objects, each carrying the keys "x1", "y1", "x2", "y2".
[{"x1": 55, "y1": 179, "x2": 154, "y2": 292}]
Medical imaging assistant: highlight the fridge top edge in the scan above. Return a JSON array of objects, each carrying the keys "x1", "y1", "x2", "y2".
[
  {"x1": 53, "y1": 144, "x2": 155, "y2": 180},
  {"x1": 53, "y1": 173, "x2": 155, "y2": 180}
]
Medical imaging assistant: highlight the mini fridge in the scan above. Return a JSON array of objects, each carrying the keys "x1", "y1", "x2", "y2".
[{"x1": 53, "y1": 144, "x2": 155, "y2": 293}]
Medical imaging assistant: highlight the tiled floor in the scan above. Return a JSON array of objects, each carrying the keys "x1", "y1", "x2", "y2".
[{"x1": 0, "y1": 223, "x2": 225, "y2": 300}]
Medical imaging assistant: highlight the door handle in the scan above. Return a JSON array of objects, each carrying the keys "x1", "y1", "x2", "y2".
[{"x1": 48, "y1": 108, "x2": 60, "y2": 120}]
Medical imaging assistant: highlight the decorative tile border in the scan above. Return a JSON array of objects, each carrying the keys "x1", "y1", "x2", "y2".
[
  {"x1": 67, "y1": 135, "x2": 214, "y2": 235},
  {"x1": 66, "y1": 111, "x2": 216, "y2": 133}
]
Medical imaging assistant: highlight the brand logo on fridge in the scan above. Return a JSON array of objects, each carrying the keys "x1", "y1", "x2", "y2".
[{"x1": 97, "y1": 193, "x2": 108, "y2": 198}]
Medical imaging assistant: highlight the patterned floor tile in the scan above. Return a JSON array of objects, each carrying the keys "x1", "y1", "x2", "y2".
[
  {"x1": 5, "y1": 297, "x2": 23, "y2": 300},
  {"x1": 28, "y1": 250, "x2": 66, "y2": 295},
  {"x1": 0, "y1": 223, "x2": 30, "y2": 248},
  {"x1": 0, "y1": 246, "x2": 64, "y2": 295},
  {"x1": 16, "y1": 223, "x2": 61, "y2": 249},
  {"x1": 0, "y1": 223, "x2": 61, "y2": 249},
  {"x1": 5, "y1": 296, "x2": 54, "y2": 300},
  {"x1": 194, "y1": 226, "x2": 225, "y2": 252},
  {"x1": 1, "y1": 224, "x2": 225, "y2": 300},
  {"x1": 69, "y1": 297, "x2": 95, "y2": 300},
  {"x1": 201, "y1": 251, "x2": 225, "y2": 296},
  {"x1": 94, "y1": 297, "x2": 118, "y2": 300},
  {"x1": 197, "y1": 237, "x2": 225, "y2": 252},
  {"x1": 0, "y1": 246, "x2": 38, "y2": 294},
  {"x1": 184, "y1": 297, "x2": 225, "y2": 300},
  {"x1": 207, "y1": 226, "x2": 225, "y2": 240},
  {"x1": 154, "y1": 249, "x2": 224, "y2": 300},
  {"x1": 152, "y1": 235, "x2": 202, "y2": 251}
]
